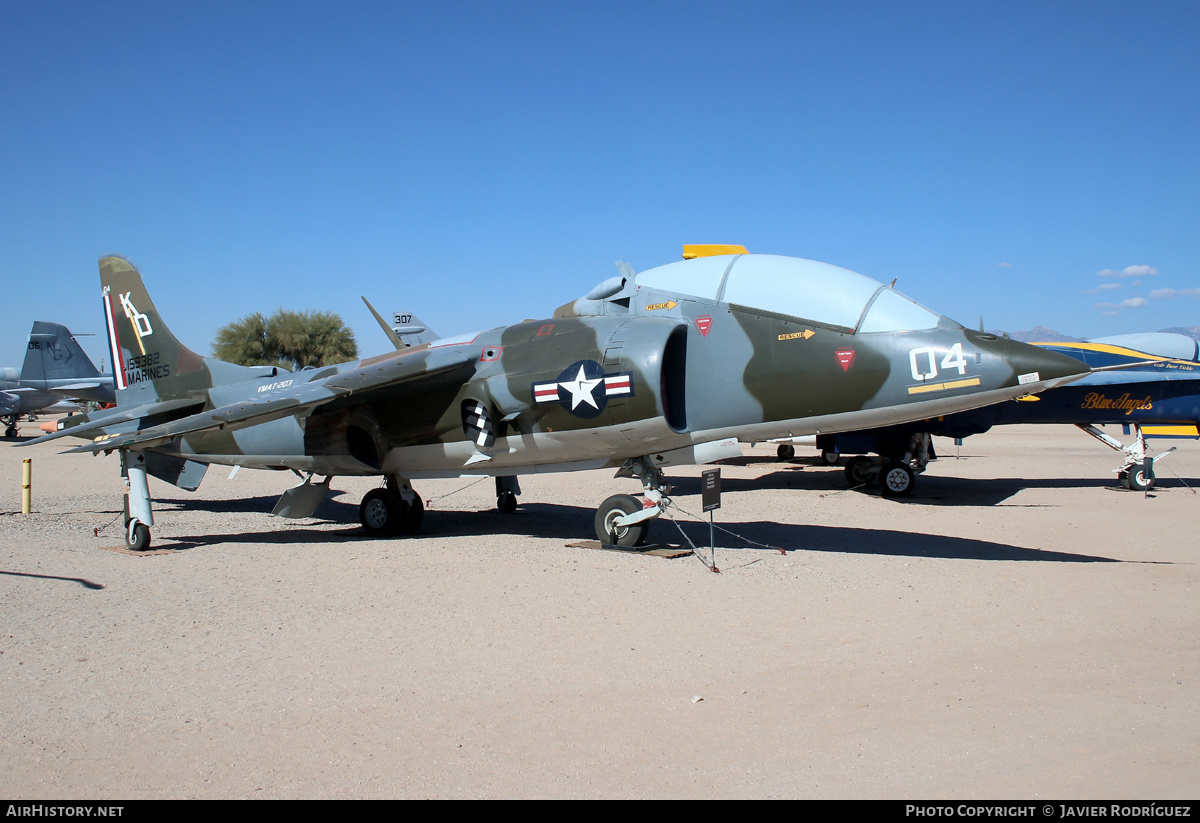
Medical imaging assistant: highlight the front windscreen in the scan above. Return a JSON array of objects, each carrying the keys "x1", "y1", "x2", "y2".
[{"x1": 857, "y1": 288, "x2": 940, "y2": 333}]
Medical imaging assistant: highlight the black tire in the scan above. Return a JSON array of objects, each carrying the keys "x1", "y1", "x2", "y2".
[
  {"x1": 125, "y1": 521, "x2": 151, "y2": 552},
  {"x1": 594, "y1": 494, "x2": 648, "y2": 547},
  {"x1": 821, "y1": 449, "x2": 841, "y2": 466},
  {"x1": 1126, "y1": 468, "x2": 1154, "y2": 492},
  {"x1": 497, "y1": 490, "x2": 518, "y2": 513},
  {"x1": 879, "y1": 462, "x2": 915, "y2": 497},
  {"x1": 360, "y1": 488, "x2": 403, "y2": 536},
  {"x1": 844, "y1": 455, "x2": 873, "y2": 486},
  {"x1": 4, "y1": 426, "x2": 16, "y2": 438},
  {"x1": 776, "y1": 443, "x2": 795, "y2": 461}
]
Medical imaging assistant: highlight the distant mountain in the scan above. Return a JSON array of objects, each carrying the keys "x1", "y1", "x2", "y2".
[
  {"x1": 1158, "y1": 327, "x2": 1200, "y2": 342},
  {"x1": 986, "y1": 325, "x2": 1084, "y2": 343}
]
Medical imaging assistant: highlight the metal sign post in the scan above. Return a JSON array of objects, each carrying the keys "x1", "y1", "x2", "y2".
[{"x1": 701, "y1": 468, "x2": 721, "y2": 572}]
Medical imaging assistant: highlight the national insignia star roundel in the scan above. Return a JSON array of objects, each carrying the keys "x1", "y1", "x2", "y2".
[{"x1": 530, "y1": 360, "x2": 634, "y2": 419}]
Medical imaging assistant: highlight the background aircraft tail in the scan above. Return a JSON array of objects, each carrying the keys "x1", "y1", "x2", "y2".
[
  {"x1": 23, "y1": 321, "x2": 102, "y2": 381},
  {"x1": 22, "y1": 320, "x2": 114, "y2": 404}
]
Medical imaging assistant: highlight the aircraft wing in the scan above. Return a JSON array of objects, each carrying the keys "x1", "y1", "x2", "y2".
[
  {"x1": 62, "y1": 345, "x2": 474, "y2": 454},
  {"x1": 22, "y1": 396, "x2": 208, "y2": 446}
]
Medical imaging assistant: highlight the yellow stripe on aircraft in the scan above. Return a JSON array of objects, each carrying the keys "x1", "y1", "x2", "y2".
[
  {"x1": 682, "y1": 244, "x2": 749, "y2": 259},
  {"x1": 907, "y1": 377, "x2": 982, "y2": 395},
  {"x1": 1142, "y1": 424, "x2": 1200, "y2": 438},
  {"x1": 1031, "y1": 341, "x2": 1193, "y2": 365}
]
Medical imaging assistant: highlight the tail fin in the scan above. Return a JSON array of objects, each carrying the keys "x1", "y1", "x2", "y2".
[
  {"x1": 101, "y1": 256, "x2": 205, "y2": 397},
  {"x1": 100, "y1": 256, "x2": 278, "y2": 405},
  {"x1": 23, "y1": 321, "x2": 101, "y2": 382},
  {"x1": 21, "y1": 321, "x2": 115, "y2": 404},
  {"x1": 391, "y1": 312, "x2": 440, "y2": 347}
]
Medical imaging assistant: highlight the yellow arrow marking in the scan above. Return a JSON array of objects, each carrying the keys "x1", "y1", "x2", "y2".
[
  {"x1": 777, "y1": 329, "x2": 815, "y2": 341},
  {"x1": 645, "y1": 300, "x2": 678, "y2": 311}
]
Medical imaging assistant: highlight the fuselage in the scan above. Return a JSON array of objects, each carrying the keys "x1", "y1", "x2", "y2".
[{"x1": 128, "y1": 254, "x2": 1089, "y2": 478}]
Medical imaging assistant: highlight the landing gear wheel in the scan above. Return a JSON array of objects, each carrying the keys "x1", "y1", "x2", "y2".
[
  {"x1": 776, "y1": 443, "x2": 795, "y2": 461},
  {"x1": 125, "y1": 520, "x2": 151, "y2": 552},
  {"x1": 4, "y1": 426, "x2": 16, "y2": 438},
  {"x1": 1124, "y1": 468, "x2": 1153, "y2": 492},
  {"x1": 497, "y1": 490, "x2": 518, "y2": 513},
  {"x1": 595, "y1": 494, "x2": 648, "y2": 547},
  {"x1": 821, "y1": 449, "x2": 841, "y2": 466},
  {"x1": 360, "y1": 488, "x2": 403, "y2": 536},
  {"x1": 879, "y1": 462, "x2": 915, "y2": 497},
  {"x1": 844, "y1": 455, "x2": 873, "y2": 487}
]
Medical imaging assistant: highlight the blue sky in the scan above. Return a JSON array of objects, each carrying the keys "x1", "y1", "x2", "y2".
[{"x1": 3, "y1": 1, "x2": 1198, "y2": 369}]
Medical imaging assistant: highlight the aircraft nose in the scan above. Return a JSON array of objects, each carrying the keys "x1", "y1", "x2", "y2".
[{"x1": 972, "y1": 332, "x2": 1090, "y2": 393}]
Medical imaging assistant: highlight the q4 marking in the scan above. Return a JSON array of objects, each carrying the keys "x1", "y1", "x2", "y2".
[{"x1": 532, "y1": 360, "x2": 634, "y2": 418}]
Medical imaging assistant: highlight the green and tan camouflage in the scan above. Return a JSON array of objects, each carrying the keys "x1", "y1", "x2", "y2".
[{"x1": 26, "y1": 250, "x2": 1090, "y2": 550}]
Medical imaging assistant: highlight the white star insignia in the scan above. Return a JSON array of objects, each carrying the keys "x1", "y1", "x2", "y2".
[{"x1": 559, "y1": 364, "x2": 603, "y2": 410}]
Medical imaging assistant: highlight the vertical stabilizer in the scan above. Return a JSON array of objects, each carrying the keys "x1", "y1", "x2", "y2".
[
  {"x1": 22, "y1": 321, "x2": 101, "y2": 382},
  {"x1": 100, "y1": 256, "x2": 205, "y2": 399}
]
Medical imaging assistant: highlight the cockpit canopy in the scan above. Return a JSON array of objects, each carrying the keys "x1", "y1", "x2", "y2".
[{"x1": 635, "y1": 254, "x2": 943, "y2": 333}]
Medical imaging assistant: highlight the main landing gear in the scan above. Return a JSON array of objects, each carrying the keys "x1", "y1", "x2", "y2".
[
  {"x1": 3, "y1": 414, "x2": 18, "y2": 438},
  {"x1": 359, "y1": 475, "x2": 424, "y2": 536},
  {"x1": 358, "y1": 474, "x2": 523, "y2": 538},
  {"x1": 594, "y1": 456, "x2": 672, "y2": 547},
  {"x1": 841, "y1": 433, "x2": 935, "y2": 497}
]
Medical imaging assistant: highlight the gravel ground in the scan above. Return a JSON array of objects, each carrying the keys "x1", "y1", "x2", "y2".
[{"x1": 1, "y1": 422, "x2": 1197, "y2": 799}]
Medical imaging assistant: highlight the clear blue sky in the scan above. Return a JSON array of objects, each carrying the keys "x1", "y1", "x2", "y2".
[{"x1": 4, "y1": 1, "x2": 1198, "y2": 370}]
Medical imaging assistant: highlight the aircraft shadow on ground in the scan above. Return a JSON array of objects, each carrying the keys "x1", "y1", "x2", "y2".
[
  {"x1": 684, "y1": 463, "x2": 1200, "y2": 507},
  {"x1": 147, "y1": 495, "x2": 1125, "y2": 563}
]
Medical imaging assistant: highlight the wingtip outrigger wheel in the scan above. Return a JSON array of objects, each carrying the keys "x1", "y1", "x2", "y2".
[
  {"x1": 126, "y1": 519, "x2": 151, "y2": 551},
  {"x1": 121, "y1": 450, "x2": 155, "y2": 551}
]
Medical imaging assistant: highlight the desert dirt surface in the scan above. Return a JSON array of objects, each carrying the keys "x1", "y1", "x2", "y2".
[{"x1": 1, "y1": 422, "x2": 1197, "y2": 799}]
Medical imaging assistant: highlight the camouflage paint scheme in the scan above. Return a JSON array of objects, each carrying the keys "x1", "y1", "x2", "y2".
[{"x1": 27, "y1": 252, "x2": 1089, "y2": 548}]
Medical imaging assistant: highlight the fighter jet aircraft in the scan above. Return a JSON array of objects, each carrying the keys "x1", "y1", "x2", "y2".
[
  {"x1": 801, "y1": 333, "x2": 1200, "y2": 494},
  {"x1": 27, "y1": 249, "x2": 1089, "y2": 551},
  {"x1": 2, "y1": 321, "x2": 114, "y2": 437}
]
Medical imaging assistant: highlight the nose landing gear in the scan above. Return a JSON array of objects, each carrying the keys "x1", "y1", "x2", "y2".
[{"x1": 594, "y1": 456, "x2": 673, "y2": 546}]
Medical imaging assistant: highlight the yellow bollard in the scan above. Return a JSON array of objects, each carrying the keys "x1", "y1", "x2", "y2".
[{"x1": 22, "y1": 458, "x2": 31, "y2": 514}]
